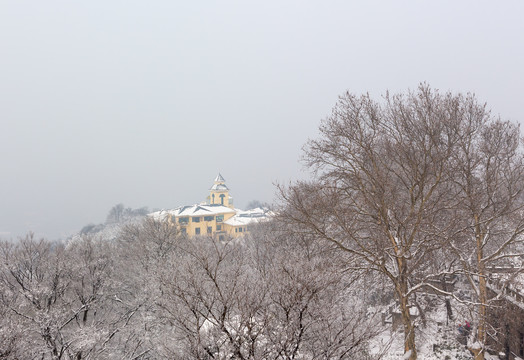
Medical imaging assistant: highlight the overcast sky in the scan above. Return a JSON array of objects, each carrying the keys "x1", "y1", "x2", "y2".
[{"x1": 1, "y1": 1, "x2": 523, "y2": 240}]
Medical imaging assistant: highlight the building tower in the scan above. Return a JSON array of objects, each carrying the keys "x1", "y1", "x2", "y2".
[{"x1": 208, "y1": 173, "x2": 234, "y2": 208}]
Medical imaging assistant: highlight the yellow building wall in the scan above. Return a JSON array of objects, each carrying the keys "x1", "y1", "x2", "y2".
[
  {"x1": 207, "y1": 191, "x2": 233, "y2": 208},
  {"x1": 164, "y1": 212, "x2": 250, "y2": 239},
  {"x1": 174, "y1": 211, "x2": 237, "y2": 238},
  {"x1": 223, "y1": 223, "x2": 248, "y2": 237}
]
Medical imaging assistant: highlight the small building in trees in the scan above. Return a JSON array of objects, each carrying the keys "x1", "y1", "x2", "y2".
[{"x1": 149, "y1": 174, "x2": 272, "y2": 239}]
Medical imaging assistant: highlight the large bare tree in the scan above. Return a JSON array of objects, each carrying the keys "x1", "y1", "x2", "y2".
[{"x1": 279, "y1": 85, "x2": 499, "y2": 359}]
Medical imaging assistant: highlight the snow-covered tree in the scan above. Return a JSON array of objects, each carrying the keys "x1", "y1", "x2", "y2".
[
  {"x1": 279, "y1": 85, "x2": 513, "y2": 359},
  {"x1": 153, "y1": 220, "x2": 381, "y2": 359},
  {"x1": 0, "y1": 215, "x2": 386, "y2": 358}
]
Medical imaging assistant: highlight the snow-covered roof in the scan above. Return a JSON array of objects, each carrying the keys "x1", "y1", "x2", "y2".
[
  {"x1": 210, "y1": 173, "x2": 229, "y2": 191},
  {"x1": 214, "y1": 173, "x2": 226, "y2": 183},
  {"x1": 237, "y1": 207, "x2": 274, "y2": 218},
  {"x1": 149, "y1": 203, "x2": 273, "y2": 229},
  {"x1": 210, "y1": 183, "x2": 229, "y2": 191},
  {"x1": 148, "y1": 210, "x2": 172, "y2": 222},
  {"x1": 224, "y1": 216, "x2": 256, "y2": 227},
  {"x1": 175, "y1": 204, "x2": 236, "y2": 216},
  {"x1": 224, "y1": 207, "x2": 274, "y2": 227},
  {"x1": 149, "y1": 204, "x2": 236, "y2": 220}
]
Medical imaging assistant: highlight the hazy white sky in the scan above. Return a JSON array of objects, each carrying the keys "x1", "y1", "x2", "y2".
[{"x1": 1, "y1": 1, "x2": 523, "y2": 239}]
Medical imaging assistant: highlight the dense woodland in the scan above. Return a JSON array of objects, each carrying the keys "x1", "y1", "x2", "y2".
[
  {"x1": 1, "y1": 85, "x2": 524, "y2": 360},
  {"x1": 0, "y1": 221, "x2": 383, "y2": 359}
]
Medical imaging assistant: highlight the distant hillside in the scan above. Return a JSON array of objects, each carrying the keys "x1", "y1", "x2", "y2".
[{"x1": 69, "y1": 204, "x2": 150, "y2": 242}]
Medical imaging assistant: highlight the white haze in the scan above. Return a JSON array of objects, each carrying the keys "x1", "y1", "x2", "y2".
[{"x1": 0, "y1": 0, "x2": 523, "y2": 239}]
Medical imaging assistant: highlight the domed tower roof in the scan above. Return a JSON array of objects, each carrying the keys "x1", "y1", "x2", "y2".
[
  {"x1": 210, "y1": 173, "x2": 229, "y2": 191},
  {"x1": 208, "y1": 173, "x2": 233, "y2": 208}
]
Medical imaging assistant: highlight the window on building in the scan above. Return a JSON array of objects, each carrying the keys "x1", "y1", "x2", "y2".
[
  {"x1": 239, "y1": 227, "x2": 243, "y2": 233},
  {"x1": 207, "y1": 226, "x2": 212, "y2": 234},
  {"x1": 219, "y1": 235, "x2": 224, "y2": 241},
  {"x1": 179, "y1": 217, "x2": 189, "y2": 224},
  {"x1": 192, "y1": 217, "x2": 200, "y2": 223},
  {"x1": 216, "y1": 215, "x2": 224, "y2": 223},
  {"x1": 216, "y1": 225, "x2": 222, "y2": 231},
  {"x1": 181, "y1": 228, "x2": 186, "y2": 235},
  {"x1": 204, "y1": 216, "x2": 214, "y2": 222},
  {"x1": 235, "y1": 228, "x2": 238, "y2": 233},
  {"x1": 195, "y1": 227, "x2": 200, "y2": 235}
]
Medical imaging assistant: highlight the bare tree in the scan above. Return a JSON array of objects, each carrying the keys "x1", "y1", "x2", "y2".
[
  {"x1": 279, "y1": 85, "x2": 484, "y2": 359},
  {"x1": 62, "y1": 235, "x2": 122, "y2": 359},
  {"x1": 0, "y1": 240, "x2": 27, "y2": 358},
  {"x1": 109, "y1": 217, "x2": 182, "y2": 358},
  {"x1": 448, "y1": 113, "x2": 524, "y2": 359},
  {"x1": 254, "y1": 229, "x2": 382, "y2": 360},
  {"x1": 0, "y1": 233, "x2": 130, "y2": 359},
  {"x1": 0, "y1": 234, "x2": 75, "y2": 358},
  {"x1": 153, "y1": 219, "x2": 382, "y2": 359},
  {"x1": 106, "y1": 203, "x2": 125, "y2": 224},
  {"x1": 156, "y1": 234, "x2": 268, "y2": 359}
]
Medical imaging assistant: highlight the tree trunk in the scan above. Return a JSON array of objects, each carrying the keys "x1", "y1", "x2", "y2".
[
  {"x1": 474, "y1": 217, "x2": 486, "y2": 360},
  {"x1": 475, "y1": 270, "x2": 487, "y2": 360},
  {"x1": 397, "y1": 280, "x2": 417, "y2": 360}
]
